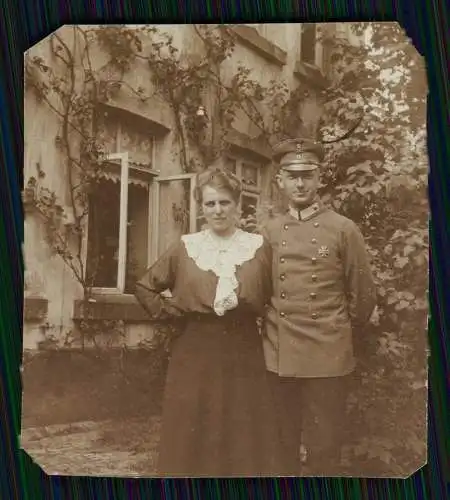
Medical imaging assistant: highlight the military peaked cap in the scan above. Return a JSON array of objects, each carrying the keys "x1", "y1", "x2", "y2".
[{"x1": 272, "y1": 138, "x2": 324, "y2": 171}]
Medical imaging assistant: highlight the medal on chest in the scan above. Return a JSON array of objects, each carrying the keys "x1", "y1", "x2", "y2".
[{"x1": 318, "y1": 245, "x2": 330, "y2": 258}]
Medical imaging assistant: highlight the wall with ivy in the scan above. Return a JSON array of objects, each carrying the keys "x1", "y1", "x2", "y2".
[{"x1": 23, "y1": 24, "x2": 326, "y2": 350}]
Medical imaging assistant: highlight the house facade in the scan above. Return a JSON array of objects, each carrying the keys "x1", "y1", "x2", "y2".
[{"x1": 23, "y1": 23, "x2": 349, "y2": 350}]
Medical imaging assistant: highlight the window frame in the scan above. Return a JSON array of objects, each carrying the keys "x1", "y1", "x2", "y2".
[
  {"x1": 83, "y1": 151, "x2": 159, "y2": 295},
  {"x1": 225, "y1": 154, "x2": 262, "y2": 192},
  {"x1": 240, "y1": 191, "x2": 260, "y2": 221},
  {"x1": 152, "y1": 173, "x2": 197, "y2": 261}
]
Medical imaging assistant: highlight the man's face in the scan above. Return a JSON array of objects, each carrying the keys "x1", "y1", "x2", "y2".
[{"x1": 276, "y1": 168, "x2": 320, "y2": 208}]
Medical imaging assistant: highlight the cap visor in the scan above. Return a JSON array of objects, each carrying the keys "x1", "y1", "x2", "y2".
[{"x1": 281, "y1": 164, "x2": 319, "y2": 171}]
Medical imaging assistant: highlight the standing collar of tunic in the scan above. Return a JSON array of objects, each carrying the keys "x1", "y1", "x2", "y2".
[{"x1": 288, "y1": 200, "x2": 325, "y2": 221}]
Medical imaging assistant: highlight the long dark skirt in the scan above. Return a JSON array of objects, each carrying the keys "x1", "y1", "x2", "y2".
[{"x1": 157, "y1": 312, "x2": 292, "y2": 477}]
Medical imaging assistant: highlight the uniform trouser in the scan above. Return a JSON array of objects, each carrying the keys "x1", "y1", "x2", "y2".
[{"x1": 268, "y1": 372, "x2": 350, "y2": 476}]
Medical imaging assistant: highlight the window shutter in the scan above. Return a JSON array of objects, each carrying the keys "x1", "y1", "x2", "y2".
[{"x1": 154, "y1": 173, "x2": 197, "y2": 258}]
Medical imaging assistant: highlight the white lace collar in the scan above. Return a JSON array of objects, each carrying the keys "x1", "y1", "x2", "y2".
[{"x1": 181, "y1": 229, "x2": 264, "y2": 316}]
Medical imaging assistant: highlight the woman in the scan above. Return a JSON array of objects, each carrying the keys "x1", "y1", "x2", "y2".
[{"x1": 135, "y1": 167, "x2": 289, "y2": 477}]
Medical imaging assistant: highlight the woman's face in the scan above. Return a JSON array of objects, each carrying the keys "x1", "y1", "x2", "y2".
[{"x1": 201, "y1": 185, "x2": 239, "y2": 236}]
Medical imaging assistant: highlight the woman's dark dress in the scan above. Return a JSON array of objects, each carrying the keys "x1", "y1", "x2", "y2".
[{"x1": 135, "y1": 230, "x2": 290, "y2": 477}]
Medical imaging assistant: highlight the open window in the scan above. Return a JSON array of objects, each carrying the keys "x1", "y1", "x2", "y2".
[
  {"x1": 84, "y1": 111, "x2": 268, "y2": 293},
  {"x1": 84, "y1": 107, "x2": 159, "y2": 294},
  {"x1": 85, "y1": 153, "x2": 158, "y2": 294}
]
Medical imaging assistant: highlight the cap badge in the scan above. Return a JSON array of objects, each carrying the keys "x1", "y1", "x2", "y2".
[{"x1": 294, "y1": 152, "x2": 318, "y2": 163}]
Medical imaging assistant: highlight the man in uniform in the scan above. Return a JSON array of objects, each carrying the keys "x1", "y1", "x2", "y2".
[{"x1": 262, "y1": 137, "x2": 377, "y2": 476}]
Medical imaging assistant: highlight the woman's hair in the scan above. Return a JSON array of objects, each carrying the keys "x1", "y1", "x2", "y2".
[{"x1": 194, "y1": 167, "x2": 242, "y2": 204}]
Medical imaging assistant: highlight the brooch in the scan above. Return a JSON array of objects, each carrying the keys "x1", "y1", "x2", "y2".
[{"x1": 318, "y1": 245, "x2": 329, "y2": 258}]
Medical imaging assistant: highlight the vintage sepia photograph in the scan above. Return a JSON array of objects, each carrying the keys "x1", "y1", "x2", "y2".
[{"x1": 21, "y1": 22, "x2": 428, "y2": 478}]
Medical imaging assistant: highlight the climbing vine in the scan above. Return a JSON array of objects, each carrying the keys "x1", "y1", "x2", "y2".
[
  {"x1": 24, "y1": 24, "x2": 320, "y2": 349},
  {"x1": 24, "y1": 24, "x2": 321, "y2": 287}
]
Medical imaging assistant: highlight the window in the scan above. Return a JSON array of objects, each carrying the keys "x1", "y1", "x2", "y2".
[
  {"x1": 153, "y1": 173, "x2": 197, "y2": 256},
  {"x1": 84, "y1": 110, "x2": 266, "y2": 293},
  {"x1": 300, "y1": 24, "x2": 317, "y2": 65},
  {"x1": 85, "y1": 109, "x2": 158, "y2": 294},
  {"x1": 96, "y1": 107, "x2": 154, "y2": 165},
  {"x1": 194, "y1": 156, "x2": 263, "y2": 232}
]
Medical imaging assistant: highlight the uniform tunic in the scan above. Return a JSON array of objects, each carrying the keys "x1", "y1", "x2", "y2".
[
  {"x1": 262, "y1": 202, "x2": 377, "y2": 378},
  {"x1": 135, "y1": 229, "x2": 292, "y2": 477}
]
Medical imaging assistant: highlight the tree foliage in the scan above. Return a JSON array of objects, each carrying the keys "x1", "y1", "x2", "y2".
[
  {"x1": 249, "y1": 23, "x2": 427, "y2": 476},
  {"x1": 318, "y1": 23, "x2": 428, "y2": 476}
]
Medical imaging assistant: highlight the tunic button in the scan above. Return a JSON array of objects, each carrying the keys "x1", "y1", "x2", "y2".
[
  {"x1": 282, "y1": 240, "x2": 287, "y2": 246},
  {"x1": 312, "y1": 312, "x2": 318, "y2": 319},
  {"x1": 311, "y1": 257, "x2": 317, "y2": 264},
  {"x1": 314, "y1": 222, "x2": 319, "y2": 228},
  {"x1": 283, "y1": 224, "x2": 289, "y2": 230},
  {"x1": 280, "y1": 257, "x2": 285, "y2": 263},
  {"x1": 311, "y1": 238, "x2": 317, "y2": 244},
  {"x1": 280, "y1": 273, "x2": 286, "y2": 281},
  {"x1": 312, "y1": 274, "x2": 318, "y2": 281},
  {"x1": 280, "y1": 292, "x2": 286, "y2": 299},
  {"x1": 310, "y1": 292, "x2": 317, "y2": 299},
  {"x1": 280, "y1": 312, "x2": 286, "y2": 317}
]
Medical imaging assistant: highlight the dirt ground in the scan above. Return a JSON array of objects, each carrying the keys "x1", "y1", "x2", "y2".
[
  {"x1": 21, "y1": 416, "x2": 161, "y2": 477},
  {"x1": 20, "y1": 349, "x2": 167, "y2": 476}
]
